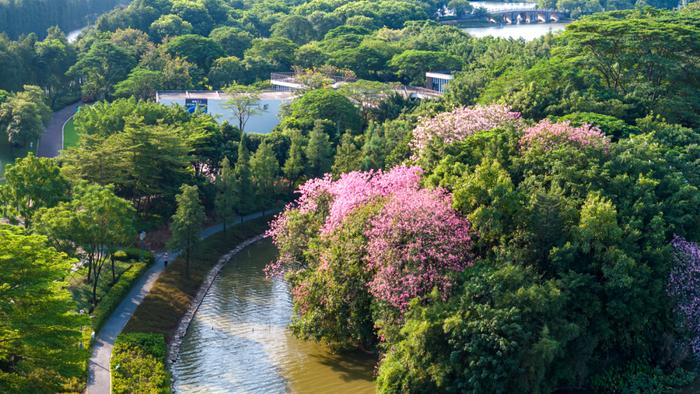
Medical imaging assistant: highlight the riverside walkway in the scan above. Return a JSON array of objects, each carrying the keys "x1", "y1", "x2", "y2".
[{"x1": 87, "y1": 211, "x2": 270, "y2": 394}]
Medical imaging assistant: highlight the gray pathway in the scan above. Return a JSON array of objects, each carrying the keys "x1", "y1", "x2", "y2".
[
  {"x1": 37, "y1": 102, "x2": 80, "y2": 158},
  {"x1": 87, "y1": 211, "x2": 274, "y2": 394}
]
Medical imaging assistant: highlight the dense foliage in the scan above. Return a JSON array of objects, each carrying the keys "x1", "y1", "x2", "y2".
[
  {"x1": 2, "y1": 1, "x2": 700, "y2": 393},
  {"x1": 271, "y1": 99, "x2": 700, "y2": 391},
  {"x1": 0, "y1": 225, "x2": 87, "y2": 393}
]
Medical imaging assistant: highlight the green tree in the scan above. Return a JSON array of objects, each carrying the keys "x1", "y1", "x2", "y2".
[
  {"x1": 169, "y1": 184, "x2": 205, "y2": 278},
  {"x1": 223, "y1": 84, "x2": 266, "y2": 133},
  {"x1": 250, "y1": 141, "x2": 280, "y2": 212},
  {"x1": 113, "y1": 68, "x2": 163, "y2": 100},
  {"x1": 164, "y1": 34, "x2": 223, "y2": 70},
  {"x1": 448, "y1": 0, "x2": 473, "y2": 17},
  {"x1": 209, "y1": 26, "x2": 254, "y2": 58},
  {"x1": 332, "y1": 131, "x2": 362, "y2": 175},
  {"x1": 34, "y1": 183, "x2": 136, "y2": 305},
  {"x1": 283, "y1": 130, "x2": 306, "y2": 187},
  {"x1": 234, "y1": 134, "x2": 255, "y2": 215},
  {"x1": 271, "y1": 14, "x2": 316, "y2": 45},
  {"x1": 67, "y1": 40, "x2": 137, "y2": 101},
  {"x1": 0, "y1": 86, "x2": 52, "y2": 147},
  {"x1": 149, "y1": 14, "x2": 193, "y2": 41},
  {"x1": 60, "y1": 116, "x2": 191, "y2": 214},
  {"x1": 0, "y1": 153, "x2": 68, "y2": 226},
  {"x1": 389, "y1": 50, "x2": 462, "y2": 85},
  {"x1": 208, "y1": 57, "x2": 245, "y2": 90},
  {"x1": 280, "y1": 88, "x2": 362, "y2": 135},
  {"x1": 0, "y1": 225, "x2": 87, "y2": 393},
  {"x1": 215, "y1": 157, "x2": 239, "y2": 233},
  {"x1": 360, "y1": 122, "x2": 385, "y2": 171},
  {"x1": 305, "y1": 120, "x2": 333, "y2": 177}
]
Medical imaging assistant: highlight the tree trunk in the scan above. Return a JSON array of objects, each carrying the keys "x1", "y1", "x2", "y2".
[
  {"x1": 91, "y1": 267, "x2": 100, "y2": 309},
  {"x1": 110, "y1": 254, "x2": 116, "y2": 285}
]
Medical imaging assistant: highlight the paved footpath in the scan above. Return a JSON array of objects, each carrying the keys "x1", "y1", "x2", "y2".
[
  {"x1": 87, "y1": 211, "x2": 271, "y2": 394},
  {"x1": 37, "y1": 102, "x2": 80, "y2": 158}
]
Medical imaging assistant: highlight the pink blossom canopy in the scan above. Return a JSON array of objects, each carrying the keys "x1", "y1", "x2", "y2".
[
  {"x1": 365, "y1": 187, "x2": 472, "y2": 310},
  {"x1": 411, "y1": 104, "x2": 522, "y2": 153},
  {"x1": 520, "y1": 119, "x2": 610, "y2": 151}
]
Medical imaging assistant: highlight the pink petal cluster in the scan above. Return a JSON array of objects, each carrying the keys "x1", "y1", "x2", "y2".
[
  {"x1": 520, "y1": 119, "x2": 610, "y2": 151},
  {"x1": 411, "y1": 104, "x2": 522, "y2": 153},
  {"x1": 668, "y1": 236, "x2": 700, "y2": 356},
  {"x1": 283, "y1": 166, "x2": 424, "y2": 235},
  {"x1": 365, "y1": 188, "x2": 472, "y2": 310}
]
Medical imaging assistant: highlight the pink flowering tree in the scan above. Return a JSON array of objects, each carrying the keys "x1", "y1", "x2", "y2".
[
  {"x1": 410, "y1": 104, "x2": 522, "y2": 154},
  {"x1": 365, "y1": 188, "x2": 472, "y2": 310},
  {"x1": 520, "y1": 119, "x2": 610, "y2": 151},
  {"x1": 266, "y1": 165, "x2": 473, "y2": 348},
  {"x1": 668, "y1": 236, "x2": 700, "y2": 357}
]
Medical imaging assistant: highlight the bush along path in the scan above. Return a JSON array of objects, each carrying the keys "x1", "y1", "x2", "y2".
[{"x1": 87, "y1": 210, "x2": 272, "y2": 394}]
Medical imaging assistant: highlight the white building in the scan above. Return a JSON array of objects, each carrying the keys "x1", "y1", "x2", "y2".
[
  {"x1": 425, "y1": 72, "x2": 454, "y2": 93},
  {"x1": 156, "y1": 90, "x2": 294, "y2": 134}
]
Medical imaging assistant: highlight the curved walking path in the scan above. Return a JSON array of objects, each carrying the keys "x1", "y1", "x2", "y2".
[
  {"x1": 87, "y1": 211, "x2": 271, "y2": 394},
  {"x1": 38, "y1": 102, "x2": 80, "y2": 158}
]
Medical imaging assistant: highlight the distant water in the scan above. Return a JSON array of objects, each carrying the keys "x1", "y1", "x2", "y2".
[
  {"x1": 463, "y1": 22, "x2": 569, "y2": 40},
  {"x1": 67, "y1": 26, "x2": 87, "y2": 43},
  {"x1": 171, "y1": 239, "x2": 376, "y2": 394}
]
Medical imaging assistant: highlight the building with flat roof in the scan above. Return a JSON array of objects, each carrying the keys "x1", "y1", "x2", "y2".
[
  {"x1": 425, "y1": 72, "x2": 454, "y2": 93},
  {"x1": 156, "y1": 90, "x2": 294, "y2": 134}
]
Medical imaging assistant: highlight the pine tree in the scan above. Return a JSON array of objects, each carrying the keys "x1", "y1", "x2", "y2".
[
  {"x1": 214, "y1": 157, "x2": 239, "y2": 233},
  {"x1": 332, "y1": 131, "x2": 362, "y2": 175},
  {"x1": 169, "y1": 185, "x2": 205, "y2": 278},
  {"x1": 234, "y1": 134, "x2": 254, "y2": 217},
  {"x1": 361, "y1": 121, "x2": 385, "y2": 171},
  {"x1": 283, "y1": 130, "x2": 305, "y2": 188},
  {"x1": 250, "y1": 141, "x2": 280, "y2": 213},
  {"x1": 305, "y1": 120, "x2": 333, "y2": 178}
]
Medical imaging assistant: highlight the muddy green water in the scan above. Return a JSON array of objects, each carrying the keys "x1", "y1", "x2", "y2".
[{"x1": 171, "y1": 239, "x2": 376, "y2": 393}]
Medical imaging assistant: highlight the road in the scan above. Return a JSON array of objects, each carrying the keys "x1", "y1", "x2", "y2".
[
  {"x1": 37, "y1": 102, "x2": 80, "y2": 158},
  {"x1": 86, "y1": 211, "x2": 272, "y2": 394}
]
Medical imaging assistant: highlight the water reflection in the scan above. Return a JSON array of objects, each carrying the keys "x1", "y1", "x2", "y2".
[
  {"x1": 463, "y1": 22, "x2": 569, "y2": 40},
  {"x1": 172, "y1": 239, "x2": 376, "y2": 394}
]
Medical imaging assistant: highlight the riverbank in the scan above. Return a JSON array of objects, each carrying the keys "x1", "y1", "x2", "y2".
[
  {"x1": 104, "y1": 216, "x2": 273, "y2": 392},
  {"x1": 87, "y1": 212, "x2": 273, "y2": 394}
]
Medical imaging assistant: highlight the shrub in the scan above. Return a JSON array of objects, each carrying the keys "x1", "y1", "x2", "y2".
[
  {"x1": 91, "y1": 261, "x2": 148, "y2": 333},
  {"x1": 111, "y1": 333, "x2": 170, "y2": 394}
]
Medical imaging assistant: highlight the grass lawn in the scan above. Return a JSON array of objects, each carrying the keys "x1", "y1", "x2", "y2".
[
  {"x1": 68, "y1": 260, "x2": 143, "y2": 312},
  {"x1": 67, "y1": 252, "x2": 154, "y2": 333},
  {"x1": 124, "y1": 216, "x2": 272, "y2": 340},
  {"x1": 63, "y1": 117, "x2": 80, "y2": 149}
]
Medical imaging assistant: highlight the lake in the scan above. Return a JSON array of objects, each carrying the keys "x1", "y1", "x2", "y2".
[{"x1": 463, "y1": 22, "x2": 569, "y2": 40}]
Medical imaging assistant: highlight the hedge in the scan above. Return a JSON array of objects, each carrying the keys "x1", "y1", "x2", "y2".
[
  {"x1": 91, "y1": 250, "x2": 154, "y2": 333},
  {"x1": 111, "y1": 333, "x2": 170, "y2": 394}
]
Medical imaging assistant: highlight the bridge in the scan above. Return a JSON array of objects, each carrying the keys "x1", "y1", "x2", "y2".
[
  {"x1": 440, "y1": 9, "x2": 564, "y2": 25},
  {"x1": 487, "y1": 9, "x2": 562, "y2": 24}
]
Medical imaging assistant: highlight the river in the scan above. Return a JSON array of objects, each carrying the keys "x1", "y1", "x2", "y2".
[{"x1": 171, "y1": 239, "x2": 376, "y2": 394}]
